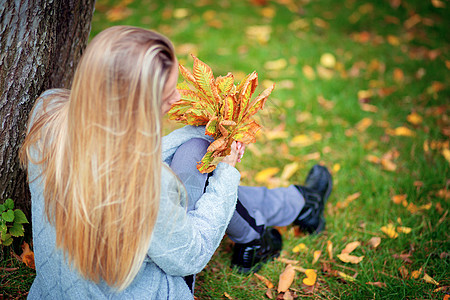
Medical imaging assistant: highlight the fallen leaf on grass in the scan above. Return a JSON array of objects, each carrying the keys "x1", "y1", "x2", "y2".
[
  {"x1": 264, "y1": 58, "x2": 287, "y2": 71},
  {"x1": 336, "y1": 192, "x2": 361, "y2": 209},
  {"x1": 278, "y1": 264, "x2": 296, "y2": 293},
  {"x1": 327, "y1": 240, "x2": 333, "y2": 259},
  {"x1": 281, "y1": 162, "x2": 299, "y2": 181},
  {"x1": 380, "y1": 158, "x2": 397, "y2": 171},
  {"x1": 302, "y1": 65, "x2": 316, "y2": 80},
  {"x1": 399, "y1": 265, "x2": 409, "y2": 278},
  {"x1": 397, "y1": 226, "x2": 411, "y2": 234},
  {"x1": 381, "y1": 223, "x2": 398, "y2": 238},
  {"x1": 317, "y1": 95, "x2": 335, "y2": 110},
  {"x1": 368, "y1": 237, "x2": 381, "y2": 249},
  {"x1": 341, "y1": 241, "x2": 361, "y2": 254},
  {"x1": 254, "y1": 273, "x2": 274, "y2": 289},
  {"x1": 392, "y1": 194, "x2": 407, "y2": 205},
  {"x1": 290, "y1": 134, "x2": 314, "y2": 147},
  {"x1": 355, "y1": 117, "x2": 373, "y2": 132},
  {"x1": 312, "y1": 250, "x2": 321, "y2": 264},
  {"x1": 320, "y1": 53, "x2": 336, "y2": 68},
  {"x1": 407, "y1": 112, "x2": 423, "y2": 125},
  {"x1": 255, "y1": 168, "x2": 280, "y2": 183},
  {"x1": 224, "y1": 291, "x2": 233, "y2": 299},
  {"x1": 277, "y1": 257, "x2": 300, "y2": 265},
  {"x1": 292, "y1": 243, "x2": 308, "y2": 253},
  {"x1": 386, "y1": 126, "x2": 416, "y2": 137},
  {"x1": 338, "y1": 271, "x2": 355, "y2": 282},
  {"x1": 366, "y1": 282, "x2": 387, "y2": 288},
  {"x1": 411, "y1": 267, "x2": 423, "y2": 279},
  {"x1": 423, "y1": 273, "x2": 439, "y2": 285},
  {"x1": 302, "y1": 269, "x2": 317, "y2": 286},
  {"x1": 337, "y1": 253, "x2": 364, "y2": 264},
  {"x1": 265, "y1": 288, "x2": 274, "y2": 299}
]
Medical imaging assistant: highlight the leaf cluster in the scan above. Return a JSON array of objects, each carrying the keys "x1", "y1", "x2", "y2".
[
  {"x1": 0, "y1": 199, "x2": 29, "y2": 246},
  {"x1": 168, "y1": 55, "x2": 275, "y2": 173}
]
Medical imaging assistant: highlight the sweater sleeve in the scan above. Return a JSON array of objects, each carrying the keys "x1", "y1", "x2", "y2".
[{"x1": 147, "y1": 162, "x2": 240, "y2": 276}]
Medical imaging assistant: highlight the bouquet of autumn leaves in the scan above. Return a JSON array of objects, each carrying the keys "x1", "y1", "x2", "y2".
[{"x1": 168, "y1": 55, "x2": 275, "y2": 173}]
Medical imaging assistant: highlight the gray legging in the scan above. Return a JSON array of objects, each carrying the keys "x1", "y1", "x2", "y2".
[{"x1": 169, "y1": 138, "x2": 305, "y2": 244}]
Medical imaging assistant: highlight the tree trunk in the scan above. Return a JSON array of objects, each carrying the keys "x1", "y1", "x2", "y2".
[{"x1": 0, "y1": 0, "x2": 95, "y2": 220}]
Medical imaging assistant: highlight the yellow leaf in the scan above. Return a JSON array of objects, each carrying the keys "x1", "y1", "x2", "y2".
[
  {"x1": 260, "y1": 6, "x2": 276, "y2": 18},
  {"x1": 336, "y1": 192, "x2": 361, "y2": 209},
  {"x1": 407, "y1": 112, "x2": 423, "y2": 125},
  {"x1": 302, "y1": 65, "x2": 316, "y2": 80},
  {"x1": 366, "y1": 154, "x2": 380, "y2": 164},
  {"x1": 302, "y1": 269, "x2": 317, "y2": 286},
  {"x1": 106, "y1": 6, "x2": 132, "y2": 22},
  {"x1": 393, "y1": 126, "x2": 416, "y2": 137},
  {"x1": 397, "y1": 226, "x2": 411, "y2": 234},
  {"x1": 173, "y1": 8, "x2": 189, "y2": 19},
  {"x1": 419, "y1": 202, "x2": 432, "y2": 210},
  {"x1": 423, "y1": 273, "x2": 439, "y2": 285},
  {"x1": 399, "y1": 265, "x2": 409, "y2": 279},
  {"x1": 368, "y1": 237, "x2": 381, "y2": 249},
  {"x1": 442, "y1": 148, "x2": 450, "y2": 163},
  {"x1": 265, "y1": 130, "x2": 289, "y2": 140},
  {"x1": 320, "y1": 53, "x2": 336, "y2": 68},
  {"x1": 254, "y1": 273, "x2": 274, "y2": 289},
  {"x1": 291, "y1": 134, "x2": 314, "y2": 147},
  {"x1": 277, "y1": 264, "x2": 296, "y2": 293},
  {"x1": 341, "y1": 241, "x2": 361, "y2": 254},
  {"x1": 392, "y1": 194, "x2": 407, "y2": 205},
  {"x1": 337, "y1": 253, "x2": 364, "y2": 264},
  {"x1": 358, "y1": 89, "x2": 374, "y2": 100},
  {"x1": 355, "y1": 117, "x2": 373, "y2": 132},
  {"x1": 264, "y1": 58, "x2": 287, "y2": 71},
  {"x1": 332, "y1": 164, "x2": 341, "y2": 173},
  {"x1": 246, "y1": 25, "x2": 272, "y2": 44},
  {"x1": 312, "y1": 250, "x2": 322, "y2": 264},
  {"x1": 360, "y1": 103, "x2": 378, "y2": 112},
  {"x1": 381, "y1": 223, "x2": 398, "y2": 238},
  {"x1": 281, "y1": 162, "x2": 300, "y2": 181},
  {"x1": 224, "y1": 291, "x2": 233, "y2": 299},
  {"x1": 255, "y1": 167, "x2": 280, "y2": 183},
  {"x1": 338, "y1": 271, "x2": 355, "y2": 282},
  {"x1": 387, "y1": 35, "x2": 401, "y2": 46},
  {"x1": 411, "y1": 268, "x2": 423, "y2": 279},
  {"x1": 292, "y1": 243, "x2": 308, "y2": 253}
]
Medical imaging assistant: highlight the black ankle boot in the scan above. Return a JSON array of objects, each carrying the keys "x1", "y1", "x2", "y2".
[
  {"x1": 231, "y1": 228, "x2": 282, "y2": 274},
  {"x1": 293, "y1": 165, "x2": 332, "y2": 234}
]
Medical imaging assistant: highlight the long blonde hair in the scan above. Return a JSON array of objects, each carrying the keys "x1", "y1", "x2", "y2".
[{"x1": 20, "y1": 26, "x2": 176, "y2": 290}]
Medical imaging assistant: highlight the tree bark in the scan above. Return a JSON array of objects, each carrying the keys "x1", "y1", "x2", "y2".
[{"x1": 0, "y1": 0, "x2": 95, "y2": 219}]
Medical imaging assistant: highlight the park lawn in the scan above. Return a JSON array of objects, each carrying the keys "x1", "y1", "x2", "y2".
[{"x1": 1, "y1": 0, "x2": 448, "y2": 298}]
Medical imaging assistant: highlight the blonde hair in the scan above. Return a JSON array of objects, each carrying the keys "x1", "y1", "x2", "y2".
[{"x1": 20, "y1": 26, "x2": 176, "y2": 290}]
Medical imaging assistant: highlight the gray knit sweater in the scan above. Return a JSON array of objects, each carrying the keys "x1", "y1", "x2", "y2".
[{"x1": 27, "y1": 91, "x2": 240, "y2": 299}]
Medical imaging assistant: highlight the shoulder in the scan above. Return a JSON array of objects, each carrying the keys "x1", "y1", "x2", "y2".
[{"x1": 29, "y1": 89, "x2": 69, "y2": 125}]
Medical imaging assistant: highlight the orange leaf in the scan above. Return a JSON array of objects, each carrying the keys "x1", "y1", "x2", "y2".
[
  {"x1": 302, "y1": 269, "x2": 317, "y2": 286},
  {"x1": 392, "y1": 194, "x2": 407, "y2": 205},
  {"x1": 312, "y1": 250, "x2": 322, "y2": 264},
  {"x1": 277, "y1": 264, "x2": 296, "y2": 293},
  {"x1": 254, "y1": 273, "x2": 274, "y2": 289},
  {"x1": 20, "y1": 242, "x2": 35, "y2": 269},
  {"x1": 255, "y1": 167, "x2": 279, "y2": 183},
  {"x1": 327, "y1": 240, "x2": 333, "y2": 259}
]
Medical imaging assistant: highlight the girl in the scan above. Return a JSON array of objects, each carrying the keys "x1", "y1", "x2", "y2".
[{"x1": 21, "y1": 26, "x2": 331, "y2": 299}]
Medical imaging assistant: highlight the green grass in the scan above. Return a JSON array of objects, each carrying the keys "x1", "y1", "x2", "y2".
[{"x1": 2, "y1": 0, "x2": 449, "y2": 298}]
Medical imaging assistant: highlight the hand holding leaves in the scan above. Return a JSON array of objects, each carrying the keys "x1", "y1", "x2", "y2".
[{"x1": 168, "y1": 55, "x2": 275, "y2": 173}]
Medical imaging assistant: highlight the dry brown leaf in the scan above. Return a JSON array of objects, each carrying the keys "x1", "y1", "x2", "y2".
[
  {"x1": 337, "y1": 253, "x2": 364, "y2": 264},
  {"x1": 278, "y1": 264, "x2": 296, "y2": 293},
  {"x1": 277, "y1": 257, "x2": 300, "y2": 265},
  {"x1": 399, "y1": 265, "x2": 409, "y2": 279},
  {"x1": 302, "y1": 269, "x2": 317, "y2": 286},
  {"x1": 265, "y1": 288, "x2": 274, "y2": 299},
  {"x1": 341, "y1": 241, "x2": 361, "y2": 254},
  {"x1": 368, "y1": 237, "x2": 381, "y2": 249},
  {"x1": 254, "y1": 273, "x2": 274, "y2": 289},
  {"x1": 366, "y1": 281, "x2": 387, "y2": 288}
]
